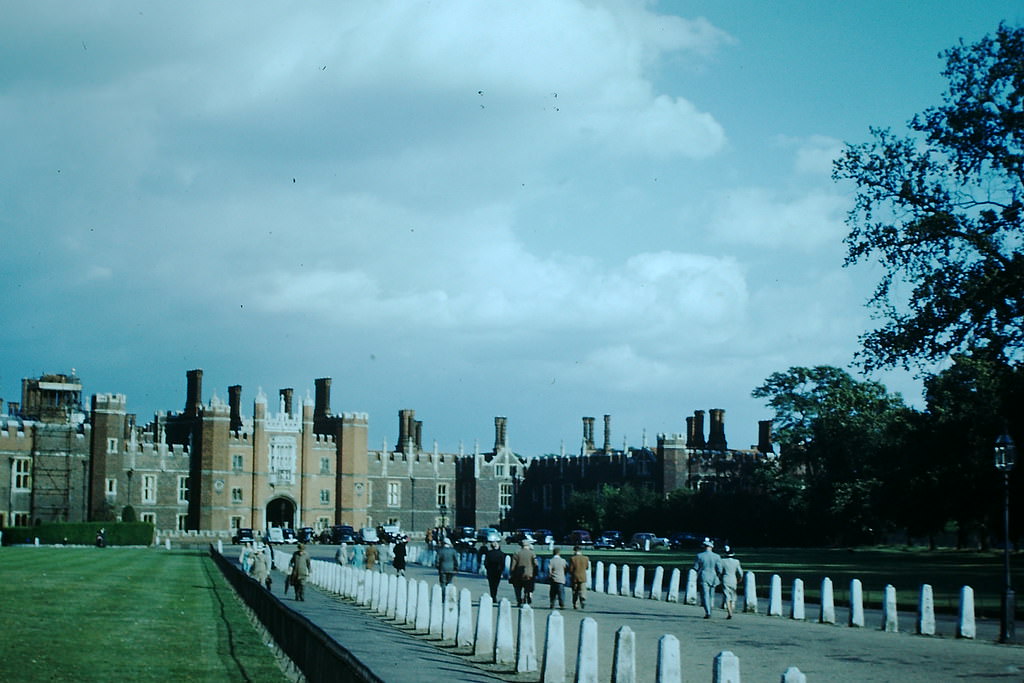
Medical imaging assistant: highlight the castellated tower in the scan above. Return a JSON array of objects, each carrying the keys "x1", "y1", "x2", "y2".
[
  {"x1": 89, "y1": 393, "x2": 127, "y2": 520},
  {"x1": 191, "y1": 394, "x2": 231, "y2": 531},
  {"x1": 336, "y1": 412, "x2": 369, "y2": 529}
]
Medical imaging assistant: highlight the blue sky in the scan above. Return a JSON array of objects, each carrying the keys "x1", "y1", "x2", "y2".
[{"x1": 3, "y1": 2, "x2": 1022, "y2": 456}]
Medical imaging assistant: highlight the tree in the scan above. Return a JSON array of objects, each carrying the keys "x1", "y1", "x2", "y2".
[
  {"x1": 752, "y1": 366, "x2": 911, "y2": 544},
  {"x1": 833, "y1": 23, "x2": 1024, "y2": 371}
]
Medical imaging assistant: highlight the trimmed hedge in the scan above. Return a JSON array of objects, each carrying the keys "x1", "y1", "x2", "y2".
[{"x1": 0, "y1": 521, "x2": 155, "y2": 546}]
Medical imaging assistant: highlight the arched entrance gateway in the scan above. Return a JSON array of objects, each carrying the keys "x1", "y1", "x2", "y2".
[{"x1": 266, "y1": 497, "x2": 296, "y2": 530}]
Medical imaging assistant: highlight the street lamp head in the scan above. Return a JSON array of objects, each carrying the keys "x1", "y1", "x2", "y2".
[{"x1": 994, "y1": 431, "x2": 1016, "y2": 472}]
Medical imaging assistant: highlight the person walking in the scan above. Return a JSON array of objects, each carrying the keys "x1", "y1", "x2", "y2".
[
  {"x1": 335, "y1": 542, "x2": 349, "y2": 566},
  {"x1": 568, "y1": 545, "x2": 590, "y2": 609},
  {"x1": 252, "y1": 543, "x2": 272, "y2": 590},
  {"x1": 483, "y1": 541, "x2": 506, "y2": 600},
  {"x1": 547, "y1": 547, "x2": 567, "y2": 609},
  {"x1": 720, "y1": 545, "x2": 743, "y2": 619},
  {"x1": 365, "y1": 542, "x2": 379, "y2": 571},
  {"x1": 392, "y1": 536, "x2": 408, "y2": 576},
  {"x1": 436, "y1": 537, "x2": 459, "y2": 588},
  {"x1": 510, "y1": 540, "x2": 538, "y2": 607},
  {"x1": 351, "y1": 542, "x2": 366, "y2": 569},
  {"x1": 289, "y1": 543, "x2": 312, "y2": 601},
  {"x1": 693, "y1": 538, "x2": 723, "y2": 618}
]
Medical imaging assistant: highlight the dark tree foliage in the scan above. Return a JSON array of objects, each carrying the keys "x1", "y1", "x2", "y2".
[
  {"x1": 833, "y1": 23, "x2": 1024, "y2": 371},
  {"x1": 752, "y1": 366, "x2": 911, "y2": 544}
]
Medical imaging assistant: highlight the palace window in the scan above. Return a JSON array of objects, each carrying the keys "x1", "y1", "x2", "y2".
[
  {"x1": 320, "y1": 489, "x2": 330, "y2": 504},
  {"x1": 494, "y1": 463, "x2": 505, "y2": 477},
  {"x1": 105, "y1": 478, "x2": 117, "y2": 498},
  {"x1": 230, "y1": 516, "x2": 242, "y2": 531},
  {"x1": 177, "y1": 513, "x2": 188, "y2": 531},
  {"x1": 320, "y1": 457, "x2": 331, "y2": 475},
  {"x1": 436, "y1": 483, "x2": 448, "y2": 507},
  {"x1": 107, "y1": 438, "x2": 118, "y2": 454},
  {"x1": 387, "y1": 481, "x2": 401, "y2": 507},
  {"x1": 12, "y1": 458, "x2": 30, "y2": 490},
  {"x1": 231, "y1": 487, "x2": 243, "y2": 503},
  {"x1": 232, "y1": 454, "x2": 244, "y2": 472},
  {"x1": 268, "y1": 436, "x2": 297, "y2": 484},
  {"x1": 14, "y1": 512, "x2": 30, "y2": 527},
  {"x1": 499, "y1": 483, "x2": 513, "y2": 510},
  {"x1": 142, "y1": 474, "x2": 157, "y2": 504},
  {"x1": 141, "y1": 513, "x2": 156, "y2": 525},
  {"x1": 177, "y1": 476, "x2": 189, "y2": 504}
]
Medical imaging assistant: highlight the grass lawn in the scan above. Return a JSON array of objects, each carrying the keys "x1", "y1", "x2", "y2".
[
  {"x1": 575, "y1": 546, "x2": 1023, "y2": 618},
  {"x1": 0, "y1": 546, "x2": 287, "y2": 682}
]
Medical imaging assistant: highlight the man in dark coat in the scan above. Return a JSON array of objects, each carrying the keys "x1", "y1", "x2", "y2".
[{"x1": 483, "y1": 541, "x2": 506, "y2": 600}]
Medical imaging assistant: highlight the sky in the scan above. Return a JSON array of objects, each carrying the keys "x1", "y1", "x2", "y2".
[{"x1": 3, "y1": 1, "x2": 1022, "y2": 457}]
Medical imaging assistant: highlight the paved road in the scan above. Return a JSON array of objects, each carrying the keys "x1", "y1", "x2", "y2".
[{"x1": 244, "y1": 544, "x2": 1024, "y2": 682}]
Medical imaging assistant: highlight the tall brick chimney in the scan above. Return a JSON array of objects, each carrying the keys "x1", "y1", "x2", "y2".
[
  {"x1": 708, "y1": 408, "x2": 727, "y2": 450},
  {"x1": 692, "y1": 410, "x2": 706, "y2": 448},
  {"x1": 758, "y1": 419, "x2": 774, "y2": 453},
  {"x1": 582, "y1": 417, "x2": 595, "y2": 451},
  {"x1": 228, "y1": 385, "x2": 242, "y2": 432},
  {"x1": 494, "y1": 416, "x2": 508, "y2": 450},
  {"x1": 603, "y1": 414, "x2": 612, "y2": 452},
  {"x1": 185, "y1": 369, "x2": 203, "y2": 418},
  {"x1": 313, "y1": 377, "x2": 332, "y2": 433},
  {"x1": 397, "y1": 409, "x2": 415, "y2": 452},
  {"x1": 279, "y1": 388, "x2": 294, "y2": 415}
]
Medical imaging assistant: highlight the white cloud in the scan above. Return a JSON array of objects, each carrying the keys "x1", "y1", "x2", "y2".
[{"x1": 707, "y1": 186, "x2": 847, "y2": 250}]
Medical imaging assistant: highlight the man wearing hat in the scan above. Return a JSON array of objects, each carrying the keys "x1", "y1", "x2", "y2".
[
  {"x1": 436, "y1": 537, "x2": 459, "y2": 588},
  {"x1": 510, "y1": 539, "x2": 538, "y2": 606},
  {"x1": 289, "y1": 543, "x2": 312, "y2": 601},
  {"x1": 693, "y1": 538, "x2": 723, "y2": 618}
]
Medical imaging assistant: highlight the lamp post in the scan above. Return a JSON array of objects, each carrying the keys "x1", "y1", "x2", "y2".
[{"x1": 994, "y1": 430, "x2": 1016, "y2": 643}]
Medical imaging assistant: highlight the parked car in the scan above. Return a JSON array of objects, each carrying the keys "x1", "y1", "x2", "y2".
[
  {"x1": 668, "y1": 532, "x2": 703, "y2": 550},
  {"x1": 296, "y1": 527, "x2": 316, "y2": 543},
  {"x1": 359, "y1": 527, "x2": 380, "y2": 544},
  {"x1": 451, "y1": 526, "x2": 477, "y2": 549},
  {"x1": 534, "y1": 529, "x2": 555, "y2": 545},
  {"x1": 476, "y1": 527, "x2": 502, "y2": 544},
  {"x1": 326, "y1": 524, "x2": 357, "y2": 545},
  {"x1": 281, "y1": 527, "x2": 298, "y2": 544},
  {"x1": 595, "y1": 530, "x2": 624, "y2": 548},
  {"x1": 506, "y1": 528, "x2": 536, "y2": 544},
  {"x1": 232, "y1": 528, "x2": 255, "y2": 544},
  {"x1": 563, "y1": 529, "x2": 593, "y2": 546},
  {"x1": 264, "y1": 527, "x2": 285, "y2": 544},
  {"x1": 629, "y1": 532, "x2": 658, "y2": 550}
]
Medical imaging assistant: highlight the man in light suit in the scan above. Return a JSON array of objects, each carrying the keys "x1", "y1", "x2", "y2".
[{"x1": 693, "y1": 538, "x2": 723, "y2": 618}]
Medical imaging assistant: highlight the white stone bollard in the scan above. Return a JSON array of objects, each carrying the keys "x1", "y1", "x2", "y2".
[
  {"x1": 768, "y1": 574, "x2": 783, "y2": 616},
  {"x1": 611, "y1": 625, "x2": 636, "y2": 683},
  {"x1": 443, "y1": 585, "x2": 459, "y2": 643},
  {"x1": 217, "y1": 540, "x2": 223, "y2": 554},
  {"x1": 651, "y1": 566, "x2": 664, "y2": 601},
  {"x1": 377, "y1": 572, "x2": 390, "y2": 614},
  {"x1": 607, "y1": 564, "x2": 618, "y2": 597},
  {"x1": 917, "y1": 583, "x2": 935, "y2": 635},
  {"x1": 685, "y1": 568, "x2": 698, "y2": 605},
  {"x1": 820, "y1": 577, "x2": 835, "y2": 624},
  {"x1": 594, "y1": 561, "x2": 605, "y2": 593},
  {"x1": 620, "y1": 564, "x2": 631, "y2": 597},
  {"x1": 396, "y1": 576, "x2": 409, "y2": 623},
  {"x1": 957, "y1": 585, "x2": 976, "y2": 639},
  {"x1": 372, "y1": 571, "x2": 383, "y2": 611},
  {"x1": 882, "y1": 584, "x2": 898, "y2": 632},
  {"x1": 743, "y1": 571, "x2": 758, "y2": 613},
  {"x1": 457, "y1": 588, "x2": 474, "y2": 647},
  {"x1": 667, "y1": 568, "x2": 681, "y2": 602},
  {"x1": 414, "y1": 580, "x2": 430, "y2": 630},
  {"x1": 655, "y1": 633, "x2": 680, "y2": 683},
  {"x1": 712, "y1": 650, "x2": 740, "y2": 683},
  {"x1": 429, "y1": 584, "x2": 443, "y2": 636},
  {"x1": 633, "y1": 566, "x2": 646, "y2": 599},
  {"x1": 165, "y1": 538, "x2": 171, "y2": 550},
  {"x1": 790, "y1": 578, "x2": 805, "y2": 620},
  {"x1": 475, "y1": 594, "x2": 495, "y2": 659},
  {"x1": 34, "y1": 537, "x2": 40, "y2": 546},
  {"x1": 387, "y1": 574, "x2": 399, "y2": 618},
  {"x1": 574, "y1": 617, "x2": 599, "y2": 683},
  {"x1": 541, "y1": 609, "x2": 565, "y2": 683},
  {"x1": 495, "y1": 598, "x2": 515, "y2": 666},
  {"x1": 516, "y1": 604, "x2": 538, "y2": 673},
  {"x1": 849, "y1": 578, "x2": 864, "y2": 627},
  {"x1": 780, "y1": 666, "x2": 807, "y2": 682}
]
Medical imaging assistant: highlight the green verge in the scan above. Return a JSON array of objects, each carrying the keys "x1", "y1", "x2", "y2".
[
  {"x1": 0, "y1": 547, "x2": 286, "y2": 683},
  {"x1": 571, "y1": 546, "x2": 1023, "y2": 618}
]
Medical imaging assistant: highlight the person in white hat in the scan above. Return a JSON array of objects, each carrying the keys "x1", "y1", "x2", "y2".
[
  {"x1": 693, "y1": 538, "x2": 723, "y2": 618},
  {"x1": 720, "y1": 545, "x2": 743, "y2": 619},
  {"x1": 436, "y1": 537, "x2": 459, "y2": 588}
]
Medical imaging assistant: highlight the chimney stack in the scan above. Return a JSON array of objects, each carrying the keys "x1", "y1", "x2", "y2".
[
  {"x1": 494, "y1": 416, "x2": 508, "y2": 450},
  {"x1": 279, "y1": 388, "x2": 294, "y2": 415},
  {"x1": 397, "y1": 409, "x2": 415, "y2": 452},
  {"x1": 228, "y1": 385, "x2": 243, "y2": 431},
  {"x1": 708, "y1": 408, "x2": 727, "y2": 450},
  {"x1": 582, "y1": 417, "x2": 596, "y2": 452},
  {"x1": 185, "y1": 369, "x2": 203, "y2": 417},
  {"x1": 603, "y1": 414, "x2": 612, "y2": 452},
  {"x1": 758, "y1": 419, "x2": 774, "y2": 453},
  {"x1": 692, "y1": 410, "x2": 706, "y2": 448},
  {"x1": 313, "y1": 377, "x2": 332, "y2": 433}
]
